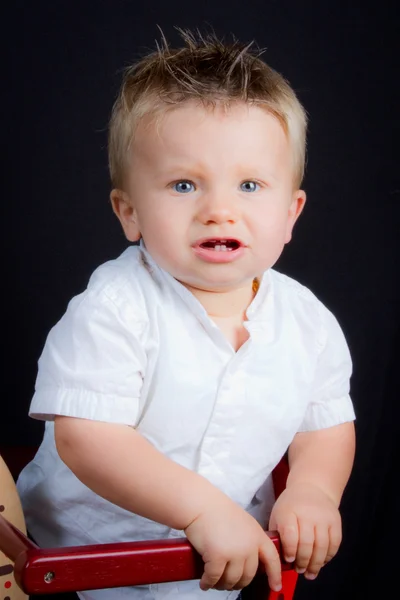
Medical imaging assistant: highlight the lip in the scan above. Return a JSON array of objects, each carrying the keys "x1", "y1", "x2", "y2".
[{"x1": 192, "y1": 237, "x2": 246, "y2": 263}]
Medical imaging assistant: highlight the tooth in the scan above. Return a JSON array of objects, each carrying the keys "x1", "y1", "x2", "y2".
[
  {"x1": 215, "y1": 245, "x2": 221, "y2": 251},
  {"x1": 221, "y1": 245, "x2": 227, "y2": 251}
]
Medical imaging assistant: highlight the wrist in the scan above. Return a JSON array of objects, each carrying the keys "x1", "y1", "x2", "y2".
[
  {"x1": 285, "y1": 479, "x2": 340, "y2": 507},
  {"x1": 183, "y1": 483, "x2": 235, "y2": 531}
]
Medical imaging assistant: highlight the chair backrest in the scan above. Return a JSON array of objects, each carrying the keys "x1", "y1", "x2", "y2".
[{"x1": 0, "y1": 446, "x2": 297, "y2": 599}]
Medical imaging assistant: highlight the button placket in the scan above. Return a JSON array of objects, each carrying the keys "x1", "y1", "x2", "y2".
[{"x1": 197, "y1": 353, "x2": 248, "y2": 488}]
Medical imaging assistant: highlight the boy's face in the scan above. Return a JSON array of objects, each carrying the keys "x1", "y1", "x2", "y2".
[{"x1": 112, "y1": 101, "x2": 305, "y2": 294}]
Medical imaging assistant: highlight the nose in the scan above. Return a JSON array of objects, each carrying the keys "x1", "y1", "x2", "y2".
[{"x1": 196, "y1": 191, "x2": 238, "y2": 226}]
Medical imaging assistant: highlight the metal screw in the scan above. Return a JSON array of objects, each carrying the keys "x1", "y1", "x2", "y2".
[{"x1": 44, "y1": 571, "x2": 55, "y2": 583}]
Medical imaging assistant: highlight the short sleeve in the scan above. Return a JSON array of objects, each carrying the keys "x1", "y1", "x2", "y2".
[
  {"x1": 29, "y1": 287, "x2": 147, "y2": 426},
  {"x1": 299, "y1": 305, "x2": 356, "y2": 432}
]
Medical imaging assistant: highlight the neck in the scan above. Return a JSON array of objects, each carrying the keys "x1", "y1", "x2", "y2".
[{"x1": 182, "y1": 278, "x2": 259, "y2": 318}]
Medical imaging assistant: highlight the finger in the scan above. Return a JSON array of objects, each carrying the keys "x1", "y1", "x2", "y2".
[
  {"x1": 259, "y1": 537, "x2": 282, "y2": 592},
  {"x1": 200, "y1": 558, "x2": 226, "y2": 591},
  {"x1": 295, "y1": 522, "x2": 315, "y2": 574},
  {"x1": 304, "y1": 526, "x2": 329, "y2": 580},
  {"x1": 232, "y1": 554, "x2": 259, "y2": 590},
  {"x1": 278, "y1": 513, "x2": 299, "y2": 563},
  {"x1": 325, "y1": 523, "x2": 342, "y2": 564},
  {"x1": 213, "y1": 559, "x2": 244, "y2": 591}
]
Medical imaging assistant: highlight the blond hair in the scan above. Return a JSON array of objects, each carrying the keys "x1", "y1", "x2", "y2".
[{"x1": 108, "y1": 29, "x2": 307, "y2": 188}]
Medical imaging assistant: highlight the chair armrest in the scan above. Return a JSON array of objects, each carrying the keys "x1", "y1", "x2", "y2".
[{"x1": 0, "y1": 513, "x2": 292, "y2": 596}]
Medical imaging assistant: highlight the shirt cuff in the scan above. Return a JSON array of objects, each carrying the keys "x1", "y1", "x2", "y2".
[
  {"x1": 298, "y1": 395, "x2": 356, "y2": 432},
  {"x1": 29, "y1": 387, "x2": 140, "y2": 426}
]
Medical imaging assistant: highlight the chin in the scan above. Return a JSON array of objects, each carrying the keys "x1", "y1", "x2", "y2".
[{"x1": 188, "y1": 278, "x2": 251, "y2": 293}]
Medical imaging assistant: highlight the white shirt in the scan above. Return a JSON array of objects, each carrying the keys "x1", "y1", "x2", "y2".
[{"x1": 17, "y1": 243, "x2": 355, "y2": 600}]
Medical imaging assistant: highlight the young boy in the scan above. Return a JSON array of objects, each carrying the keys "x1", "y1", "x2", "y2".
[{"x1": 17, "y1": 30, "x2": 356, "y2": 600}]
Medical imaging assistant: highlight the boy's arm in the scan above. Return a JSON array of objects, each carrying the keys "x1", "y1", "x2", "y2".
[
  {"x1": 54, "y1": 416, "x2": 282, "y2": 592},
  {"x1": 269, "y1": 421, "x2": 355, "y2": 579},
  {"x1": 286, "y1": 421, "x2": 355, "y2": 505},
  {"x1": 55, "y1": 415, "x2": 216, "y2": 528}
]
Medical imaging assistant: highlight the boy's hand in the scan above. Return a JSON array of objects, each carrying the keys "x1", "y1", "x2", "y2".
[
  {"x1": 184, "y1": 498, "x2": 282, "y2": 592},
  {"x1": 269, "y1": 482, "x2": 342, "y2": 580}
]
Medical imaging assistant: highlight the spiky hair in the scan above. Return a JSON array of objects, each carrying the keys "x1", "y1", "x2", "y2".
[{"x1": 108, "y1": 28, "x2": 307, "y2": 187}]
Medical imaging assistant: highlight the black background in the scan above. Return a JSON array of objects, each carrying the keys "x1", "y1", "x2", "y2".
[{"x1": 3, "y1": 1, "x2": 400, "y2": 598}]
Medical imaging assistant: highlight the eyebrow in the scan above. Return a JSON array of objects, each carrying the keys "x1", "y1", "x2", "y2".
[{"x1": 153, "y1": 165, "x2": 207, "y2": 180}]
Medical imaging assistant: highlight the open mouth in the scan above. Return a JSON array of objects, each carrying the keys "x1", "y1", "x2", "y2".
[{"x1": 198, "y1": 239, "x2": 242, "y2": 252}]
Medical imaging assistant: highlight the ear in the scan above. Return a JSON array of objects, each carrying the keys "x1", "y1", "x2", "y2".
[
  {"x1": 110, "y1": 189, "x2": 141, "y2": 242},
  {"x1": 285, "y1": 189, "x2": 306, "y2": 243}
]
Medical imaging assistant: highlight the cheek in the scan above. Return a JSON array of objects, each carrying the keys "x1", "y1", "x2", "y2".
[
  {"x1": 142, "y1": 209, "x2": 181, "y2": 241},
  {"x1": 253, "y1": 206, "x2": 291, "y2": 239},
  {"x1": 139, "y1": 209, "x2": 187, "y2": 266},
  {"x1": 251, "y1": 209, "x2": 293, "y2": 263}
]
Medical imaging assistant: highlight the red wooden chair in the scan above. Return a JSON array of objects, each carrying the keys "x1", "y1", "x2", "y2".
[{"x1": 0, "y1": 446, "x2": 297, "y2": 599}]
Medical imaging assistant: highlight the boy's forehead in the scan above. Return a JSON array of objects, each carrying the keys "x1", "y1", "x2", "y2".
[{"x1": 132, "y1": 101, "x2": 290, "y2": 161}]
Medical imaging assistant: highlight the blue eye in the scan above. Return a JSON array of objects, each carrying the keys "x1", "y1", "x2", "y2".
[
  {"x1": 173, "y1": 181, "x2": 195, "y2": 194},
  {"x1": 240, "y1": 181, "x2": 259, "y2": 192}
]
